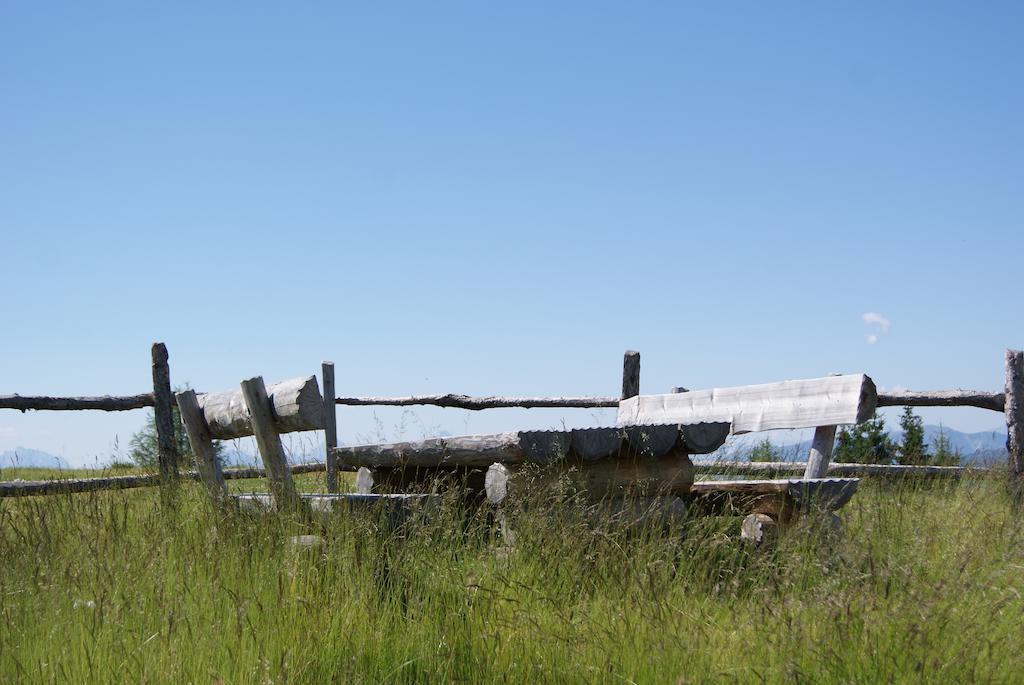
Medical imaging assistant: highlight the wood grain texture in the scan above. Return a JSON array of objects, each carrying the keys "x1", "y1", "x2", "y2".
[
  {"x1": 694, "y1": 460, "x2": 985, "y2": 478},
  {"x1": 0, "y1": 394, "x2": 156, "y2": 411},
  {"x1": 239, "y1": 377, "x2": 300, "y2": 512},
  {"x1": 334, "y1": 394, "x2": 619, "y2": 410},
  {"x1": 803, "y1": 425, "x2": 837, "y2": 479},
  {"x1": 878, "y1": 390, "x2": 1004, "y2": 412},
  {"x1": 322, "y1": 362, "x2": 339, "y2": 493},
  {"x1": 618, "y1": 374, "x2": 878, "y2": 433},
  {"x1": 151, "y1": 343, "x2": 178, "y2": 482},
  {"x1": 198, "y1": 375, "x2": 324, "y2": 440},
  {"x1": 175, "y1": 389, "x2": 227, "y2": 505},
  {"x1": 621, "y1": 350, "x2": 640, "y2": 400},
  {"x1": 1006, "y1": 349, "x2": 1024, "y2": 475}
]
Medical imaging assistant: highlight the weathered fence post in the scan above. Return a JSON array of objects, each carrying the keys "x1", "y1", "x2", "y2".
[
  {"x1": 323, "y1": 361, "x2": 339, "y2": 493},
  {"x1": 622, "y1": 350, "x2": 640, "y2": 400},
  {"x1": 1006, "y1": 349, "x2": 1024, "y2": 477},
  {"x1": 239, "y1": 376, "x2": 301, "y2": 511},
  {"x1": 176, "y1": 389, "x2": 227, "y2": 506},
  {"x1": 151, "y1": 342, "x2": 178, "y2": 486},
  {"x1": 804, "y1": 426, "x2": 837, "y2": 479}
]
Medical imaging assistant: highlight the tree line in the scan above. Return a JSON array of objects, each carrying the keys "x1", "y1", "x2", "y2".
[{"x1": 749, "y1": 407, "x2": 962, "y2": 465}]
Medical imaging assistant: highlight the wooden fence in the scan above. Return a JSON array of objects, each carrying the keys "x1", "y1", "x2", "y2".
[{"x1": 1, "y1": 344, "x2": 1021, "y2": 497}]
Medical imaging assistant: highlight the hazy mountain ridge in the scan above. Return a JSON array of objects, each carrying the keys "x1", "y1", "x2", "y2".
[
  {"x1": 707, "y1": 425, "x2": 1008, "y2": 464},
  {"x1": 0, "y1": 447, "x2": 71, "y2": 470}
]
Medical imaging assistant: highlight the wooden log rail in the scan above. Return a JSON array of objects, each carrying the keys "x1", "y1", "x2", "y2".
[
  {"x1": 694, "y1": 460, "x2": 991, "y2": 478},
  {"x1": 333, "y1": 394, "x2": 620, "y2": 410},
  {"x1": 0, "y1": 462, "x2": 327, "y2": 498},
  {"x1": 0, "y1": 394, "x2": 158, "y2": 412}
]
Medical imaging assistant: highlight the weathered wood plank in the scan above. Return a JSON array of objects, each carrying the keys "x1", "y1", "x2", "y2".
[
  {"x1": 694, "y1": 460, "x2": 986, "y2": 478},
  {"x1": 0, "y1": 394, "x2": 156, "y2": 411},
  {"x1": 353, "y1": 465, "x2": 488, "y2": 497},
  {"x1": 175, "y1": 389, "x2": 227, "y2": 505},
  {"x1": 239, "y1": 377, "x2": 301, "y2": 511},
  {"x1": 879, "y1": 390, "x2": 1004, "y2": 412},
  {"x1": 198, "y1": 375, "x2": 324, "y2": 440},
  {"x1": 1006, "y1": 350, "x2": 1024, "y2": 476},
  {"x1": 334, "y1": 432, "x2": 539, "y2": 469},
  {"x1": 688, "y1": 478, "x2": 859, "y2": 519},
  {"x1": 618, "y1": 374, "x2": 877, "y2": 433},
  {"x1": 803, "y1": 425, "x2": 837, "y2": 479},
  {"x1": 621, "y1": 350, "x2": 640, "y2": 400},
  {"x1": 333, "y1": 394, "x2": 619, "y2": 410},
  {"x1": 151, "y1": 343, "x2": 178, "y2": 484},
  {"x1": 322, "y1": 362, "x2": 339, "y2": 493}
]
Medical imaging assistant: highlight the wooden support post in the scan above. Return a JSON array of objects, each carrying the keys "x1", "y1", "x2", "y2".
[
  {"x1": 239, "y1": 377, "x2": 301, "y2": 512},
  {"x1": 1006, "y1": 349, "x2": 1024, "y2": 476},
  {"x1": 622, "y1": 350, "x2": 640, "y2": 400},
  {"x1": 151, "y1": 342, "x2": 178, "y2": 485},
  {"x1": 804, "y1": 425, "x2": 837, "y2": 479},
  {"x1": 322, "y1": 362, "x2": 339, "y2": 493},
  {"x1": 176, "y1": 389, "x2": 227, "y2": 506}
]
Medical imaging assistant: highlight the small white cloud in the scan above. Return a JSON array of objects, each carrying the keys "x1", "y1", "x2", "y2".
[
  {"x1": 862, "y1": 312, "x2": 891, "y2": 332},
  {"x1": 866, "y1": 334, "x2": 878, "y2": 345}
]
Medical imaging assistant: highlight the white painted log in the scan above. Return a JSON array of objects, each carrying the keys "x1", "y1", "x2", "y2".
[
  {"x1": 617, "y1": 374, "x2": 877, "y2": 433},
  {"x1": 803, "y1": 425, "x2": 837, "y2": 479},
  {"x1": 333, "y1": 430, "x2": 572, "y2": 470},
  {"x1": 239, "y1": 377, "x2": 301, "y2": 512},
  {"x1": 176, "y1": 389, "x2": 227, "y2": 506},
  {"x1": 197, "y1": 376, "x2": 324, "y2": 440}
]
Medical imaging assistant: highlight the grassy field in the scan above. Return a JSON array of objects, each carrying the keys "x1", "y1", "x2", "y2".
[{"x1": 1, "y1": 472, "x2": 1022, "y2": 683}]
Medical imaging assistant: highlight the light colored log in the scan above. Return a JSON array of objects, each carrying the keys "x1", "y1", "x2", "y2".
[
  {"x1": 239, "y1": 377, "x2": 301, "y2": 512},
  {"x1": 878, "y1": 390, "x2": 1004, "y2": 412},
  {"x1": 621, "y1": 350, "x2": 640, "y2": 400},
  {"x1": 197, "y1": 375, "x2": 324, "y2": 440},
  {"x1": 322, "y1": 362, "x2": 339, "y2": 493},
  {"x1": 803, "y1": 425, "x2": 837, "y2": 479},
  {"x1": 484, "y1": 453, "x2": 694, "y2": 506},
  {"x1": 175, "y1": 389, "x2": 227, "y2": 505},
  {"x1": 618, "y1": 374, "x2": 877, "y2": 433},
  {"x1": 151, "y1": 343, "x2": 179, "y2": 483},
  {"x1": 334, "y1": 394, "x2": 618, "y2": 409},
  {"x1": 741, "y1": 513, "x2": 777, "y2": 546},
  {"x1": 1006, "y1": 350, "x2": 1024, "y2": 476}
]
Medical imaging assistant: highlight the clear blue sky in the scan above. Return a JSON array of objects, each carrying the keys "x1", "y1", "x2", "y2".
[{"x1": 2, "y1": 2, "x2": 1021, "y2": 466}]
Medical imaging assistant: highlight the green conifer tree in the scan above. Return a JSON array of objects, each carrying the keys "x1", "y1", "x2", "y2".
[{"x1": 897, "y1": 406, "x2": 927, "y2": 465}]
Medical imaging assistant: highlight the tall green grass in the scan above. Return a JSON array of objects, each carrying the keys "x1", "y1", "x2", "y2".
[{"x1": 1, "y1": 475, "x2": 1021, "y2": 683}]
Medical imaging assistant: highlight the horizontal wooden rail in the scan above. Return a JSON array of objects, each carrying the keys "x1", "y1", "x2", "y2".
[
  {"x1": 877, "y1": 390, "x2": 1004, "y2": 412},
  {"x1": 694, "y1": 460, "x2": 992, "y2": 478},
  {"x1": 2, "y1": 390, "x2": 1006, "y2": 415},
  {"x1": 334, "y1": 394, "x2": 620, "y2": 410},
  {"x1": 0, "y1": 394, "x2": 158, "y2": 412},
  {"x1": 0, "y1": 462, "x2": 327, "y2": 498}
]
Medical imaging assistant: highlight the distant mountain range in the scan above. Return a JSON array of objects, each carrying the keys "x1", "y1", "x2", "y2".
[
  {"x1": 0, "y1": 447, "x2": 71, "y2": 470},
  {"x1": 709, "y1": 425, "x2": 1008, "y2": 465}
]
